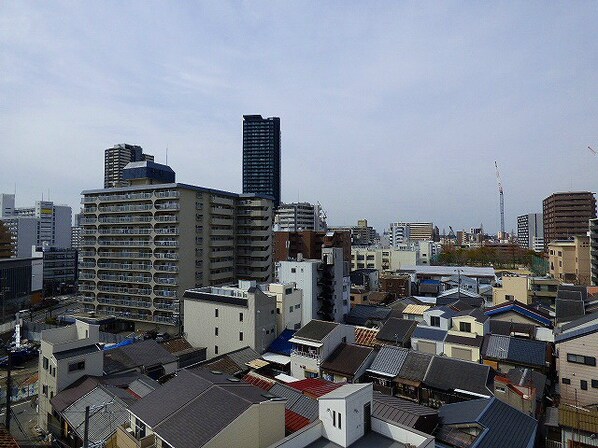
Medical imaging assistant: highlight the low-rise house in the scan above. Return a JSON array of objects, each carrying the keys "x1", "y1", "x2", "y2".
[
  {"x1": 289, "y1": 320, "x2": 355, "y2": 379},
  {"x1": 411, "y1": 326, "x2": 447, "y2": 355},
  {"x1": 365, "y1": 346, "x2": 410, "y2": 395},
  {"x1": 198, "y1": 346, "x2": 261, "y2": 376},
  {"x1": 421, "y1": 305, "x2": 457, "y2": 330},
  {"x1": 320, "y1": 343, "x2": 375, "y2": 383},
  {"x1": 482, "y1": 334, "x2": 550, "y2": 374},
  {"x1": 159, "y1": 337, "x2": 207, "y2": 368},
  {"x1": 444, "y1": 308, "x2": 488, "y2": 362},
  {"x1": 119, "y1": 367, "x2": 286, "y2": 448},
  {"x1": 402, "y1": 303, "x2": 430, "y2": 321},
  {"x1": 436, "y1": 287, "x2": 485, "y2": 308},
  {"x1": 353, "y1": 326, "x2": 379, "y2": 347},
  {"x1": 436, "y1": 397, "x2": 538, "y2": 448},
  {"x1": 422, "y1": 356, "x2": 494, "y2": 408},
  {"x1": 374, "y1": 317, "x2": 417, "y2": 348},
  {"x1": 372, "y1": 392, "x2": 439, "y2": 435},
  {"x1": 485, "y1": 300, "x2": 552, "y2": 330},
  {"x1": 555, "y1": 314, "x2": 598, "y2": 407},
  {"x1": 493, "y1": 367, "x2": 546, "y2": 418},
  {"x1": 103, "y1": 339, "x2": 178, "y2": 379},
  {"x1": 344, "y1": 304, "x2": 391, "y2": 327},
  {"x1": 394, "y1": 351, "x2": 434, "y2": 402},
  {"x1": 558, "y1": 405, "x2": 598, "y2": 447}
]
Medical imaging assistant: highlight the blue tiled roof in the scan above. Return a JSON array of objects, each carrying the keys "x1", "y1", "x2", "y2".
[{"x1": 267, "y1": 329, "x2": 295, "y2": 356}]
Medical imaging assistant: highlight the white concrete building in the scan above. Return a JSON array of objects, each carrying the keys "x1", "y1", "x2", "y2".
[
  {"x1": 517, "y1": 213, "x2": 544, "y2": 251},
  {"x1": 183, "y1": 280, "x2": 277, "y2": 359},
  {"x1": 262, "y1": 282, "x2": 303, "y2": 332},
  {"x1": 274, "y1": 202, "x2": 327, "y2": 232},
  {"x1": 277, "y1": 247, "x2": 350, "y2": 323},
  {"x1": 38, "y1": 320, "x2": 104, "y2": 430},
  {"x1": 351, "y1": 247, "x2": 420, "y2": 271}
]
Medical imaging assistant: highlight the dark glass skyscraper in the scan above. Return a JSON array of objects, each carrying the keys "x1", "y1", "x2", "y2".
[{"x1": 242, "y1": 115, "x2": 281, "y2": 207}]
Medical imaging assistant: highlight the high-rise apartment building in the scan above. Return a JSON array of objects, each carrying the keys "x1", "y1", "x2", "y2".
[
  {"x1": 517, "y1": 213, "x2": 544, "y2": 251},
  {"x1": 242, "y1": 115, "x2": 281, "y2": 207},
  {"x1": 329, "y1": 219, "x2": 378, "y2": 247},
  {"x1": 104, "y1": 143, "x2": 154, "y2": 188},
  {"x1": 388, "y1": 221, "x2": 434, "y2": 247},
  {"x1": 79, "y1": 161, "x2": 273, "y2": 330},
  {"x1": 71, "y1": 213, "x2": 82, "y2": 250},
  {"x1": 543, "y1": 192, "x2": 596, "y2": 248},
  {"x1": 590, "y1": 218, "x2": 598, "y2": 286},
  {"x1": 274, "y1": 202, "x2": 326, "y2": 231}
]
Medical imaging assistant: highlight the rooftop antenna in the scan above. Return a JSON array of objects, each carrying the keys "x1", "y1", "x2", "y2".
[{"x1": 166, "y1": 146, "x2": 168, "y2": 165}]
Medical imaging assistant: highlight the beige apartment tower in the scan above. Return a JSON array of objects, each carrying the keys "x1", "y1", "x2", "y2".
[{"x1": 79, "y1": 161, "x2": 273, "y2": 330}]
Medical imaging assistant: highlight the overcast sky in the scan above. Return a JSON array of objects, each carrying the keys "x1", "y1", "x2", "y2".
[{"x1": 1, "y1": 2, "x2": 597, "y2": 234}]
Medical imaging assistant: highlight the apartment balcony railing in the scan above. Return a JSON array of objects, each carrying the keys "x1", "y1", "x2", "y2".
[
  {"x1": 98, "y1": 228, "x2": 152, "y2": 235},
  {"x1": 79, "y1": 251, "x2": 96, "y2": 257},
  {"x1": 97, "y1": 192, "x2": 153, "y2": 202},
  {"x1": 154, "y1": 215, "x2": 178, "y2": 222},
  {"x1": 98, "y1": 204, "x2": 152, "y2": 213},
  {"x1": 154, "y1": 240, "x2": 178, "y2": 247},
  {"x1": 108, "y1": 310, "x2": 152, "y2": 321},
  {"x1": 98, "y1": 240, "x2": 151, "y2": 247},
  {"x1": 154, "y1": 252, "x2": 178, "y2": 260},
  {"x1": 154, "y1": 314, "x2": 178, "y2": 324},
  {"x1": 79, "y1": 284, "x2": 96, "y2": 292},
  {"x1": 154, "y1": 228, "x2": 179, "y2": 235},
  {"x1": 155, "y1": 202, "x2": 179, "y2": 210},
  {"x1": 83, "y1": 207, "x2": 97, "y2": 213},
  {"x1": 80, "y1": 262, "x2": 96, "y2": 268},
  {"x1": 80, "y1": 218, "x2": 97, "y2": 224},
  {"x1": 154, "y1": 289, "x2": 176, "y2": 298},
  {"x1": 290, "y1": 349, "x2": 322, "y2": 361},
  {"x1": 154, "y1": 301, "x2": 178, "y2": 311},
  {"x1": 98, "y1": 285, "x2": 152, "y2": 296},
  {"x1": 155, "y1": 190, "x2": 180, "y2": 199},
  {"x1": 97, "y1": 297, "x2": 152, "y2": 308},
  {"x1": 99, "y1": 216, "x2": 152, "y2": 224},
  {"x1": 79, "y1": 295, "x2": 95, "y2": 303},
  {"x1": 97, "y1": 262, "x2": 152, "y2": 271},
  {"x1": 154, "y1": 277, "x2": 177, "y2": 285},
  {"x1": 154, "y1": 264, "x2": 178, "y2": 272},
  {"x1": 79, "y1": 273, "x2": 96, "y2": 280},
  {"x1": 98, "y1": 251, "x2": 152, "y2": 259},
  {"x1": 98, "y1": 274, "x2": 152, "y2": 283}
]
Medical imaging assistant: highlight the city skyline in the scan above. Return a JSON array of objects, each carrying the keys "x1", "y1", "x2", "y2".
[{"x1": 1, "y1": 2, "x2": 598, "y2": 233}]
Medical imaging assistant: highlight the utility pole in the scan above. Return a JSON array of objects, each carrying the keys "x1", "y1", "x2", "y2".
[
  {"x1": 5, "y1": 351, "x2": 11, "y2": 431},
  {"x1": 83, "y1": 405, "x2": 90, "y2": 448}
]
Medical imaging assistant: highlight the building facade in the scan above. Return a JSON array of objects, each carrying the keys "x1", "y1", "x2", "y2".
[
  {"x1": 273, "y1": 230, "x2": 351, "y2": 263},
  {"x1": 517, "y1": 213, "x2": 544, "y2": 251},
  {"x1": 274, "y1": 202, "x2": 326, "y2": 232},
  {"x1": 351, "y1": 247, "x2": 419, "y2": 272},
  {"x1": 183, "y1": 281, "x2": 277, "y2": 359},
  {"x1": 78, "y1": 163, "x2": 273, "y2": 330},
  {"x1": 548, "y1": 236, "x2": 591, "y2": 285},
  {"x1": 543, "y1": 191, "x2": 596, "y2": 249},
  {"x1": 33, "y1": 246, "x2": 78, "y2": 296},
  {"x1": 591, "y1": 218, "x2": 598, "y2": 286},
  {"x1": 104, "y1": 143, "x2": 154, "y2": 188},
  {"x1": 242, "y1": 115, "x2": 281, "y2": 207}
]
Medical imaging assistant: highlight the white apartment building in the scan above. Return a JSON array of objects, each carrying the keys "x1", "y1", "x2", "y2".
[
  {"x1": 277, "y1": 247, "x2": 350, "y2": 324},
  {"x1": 38, "y1": 320, "x2": 104, "y2": 430},
  {"x1": 2, "y1": 217, "x2": 38, "y2": 258},
  {"x1": 517, "y1": 213, "x2": 544, "y2": 251},
  {"x1": 351, "y1": 247, "x2": 420, "y2": 272},
  {"x1": 388, "y1": 221, "x2": 435, "y2": 247},
  {"x1": 79, "y1": 161, "x2": 273, "y2": 331},
  {"x1": 274, "y1": 202, "x2": 327, "y2": 232},
  {"x1": 183, "y1": 280, "x2": 277, "y2": 358}
]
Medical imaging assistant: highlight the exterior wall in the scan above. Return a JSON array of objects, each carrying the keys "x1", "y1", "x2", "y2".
[
  {"x1": 277, "y1": 260, "x2": 319, "y2": 325},
  {"x1": 371, "y1": 418, "x2": 435, "y2": 448},
  {"x1": 557, "y1": 333, "x2": 598, "y2": 407},
  {"x1": 591, "y1": 218, "x2": 598, "y2": 286},
  {"x1": 493, "y1": 276, "x2": 529, "y2": 305},
  {"x1": 422, "y1": 310, "x2": 451, "y2": 330},
  {"x1": 183, "y1": 286, "x2": 277, "y2": 359},
  {"x1": 490, "y1": 311, "x2": 540, "y2": 326},
  {"x1": 443, "y1": 342, "x2": 478, "y2": 362},
  {"x1": 351, "y1": 248, "x2": 419, "y2": 272},
  {"x1": 268, "y1": 283, "x2": 303, "y2": 332},
  {"x1": 268, "y1": 421, "x2": 323, "y2": 448},
  {"x1": 205, "y1": 401, "x2": 285, "y2": 448},
  {"x1": 411, "y1": 338, "x2": 443, "y2": 355},
  {"x1": 450, "y1": 316, "x2": 485, "y2": 337},
  {"x1": 543, "y1": 191, "x2": 597, "y2": 248},
  {"x1": 549, "y1": 236, "x2": 591, "y2": 285}
]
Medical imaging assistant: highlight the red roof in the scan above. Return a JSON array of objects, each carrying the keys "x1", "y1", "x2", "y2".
[
  {"x1": 242, "y1": 372, "x2": 275, "y2": 391},
  {"x1": 288, "y1": 378, "x2": 344, "y2": 398},
  {"x1": 285, "y1": 409, "x2": 311, "y2": 433}
]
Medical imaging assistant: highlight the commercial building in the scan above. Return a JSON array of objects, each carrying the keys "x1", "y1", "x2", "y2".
[
  {"x1": 183, "y1": 281, "x2": 277, "y2": 359},
  {"x1": 104, "y1": 143, "x2": 154, "y2": 188},
  {"x1": 277, "y1": 247, "x2": 350, "y2": 323},
  {"x1": 242, "y1": 114, "x2": 281, "y2": 207},
  {"x1": 32, "y1": 246, "x2": 78, "y2": 296},
  {"x1": 543, "y1": 191, "x2": 596, "y2": 248},
  {"x1": 0, "y1": 256, "x2": 43, "y2": 320},
  {"x1": 274, "y1": 202, "x2": 326, "y2": 231},
  {"x1": 548, "y1": 236, "x2": 591, "y2": 285},
  {"x1": 591, "y1": 218, "x2": 598, "y2": 286},
  {"x1": 273, "y1": 229, "x2": 351, "y2": 263},
  {"x1": 329, "y1": 219, "x2": 378, "y2": 246},
  {"x1": 517, "y1": 213, "x2": 544, "y2": 251},
  {"x1": 78, "y1": 161, "x2": 273, "y2": 330}
]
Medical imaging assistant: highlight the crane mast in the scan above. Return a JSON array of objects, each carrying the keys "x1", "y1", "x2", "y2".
[{"x1": 494, "y1": 161, "x2": 505, "y2": 237}]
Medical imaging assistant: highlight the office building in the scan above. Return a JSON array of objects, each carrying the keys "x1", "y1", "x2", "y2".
[
  {"x1": 548, "y1": 236, "x2": 591, "y2": 285},
  {"x1": 277, "y1": 247, "x2": 350, "y2": 323},
  {"x1": 33, "y1": 246, "x2": 78, "y2": 296},
  {"x1": 0, "y1": 193, "x2": 15, "y2": 218},
  {"x1": 591, "y1": 218, "x2": 598, "y2": 286},
  {"x1": 183, "y1": 280, "x2": 277, "y2": 359},
  {"x1": 104, "y1": 143, "x2": 154, "y2": 188},
  {"x1": 274, "y1": 202, "x2": 326, "y2": 231},
  {"x1": 0, "y1": 221, "x2": 14, "y2": 258},
  {"x1": 388, "y1": 221, "x2": 435, "y2": 247},
  {"x1": 0, "y1": 256, "x2": 43, "y2": 321},
  {"x1": 517, "y1": 213, "x2": 544, "y2": 251},
  {"x1": 242, "y1": 115, "x2": 281, "y2": 207},
  {"x1": 78, "y1": 161, "x2": 273, "y2": 330},
  {"x1": 543, "y1": 191, "x2": 596, "y2": 248},
  {"x1": 329, "y1": 219, "x2": 378, "y2": 246}
]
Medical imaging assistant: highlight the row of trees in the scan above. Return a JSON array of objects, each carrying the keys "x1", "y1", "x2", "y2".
[{"x1": 436, "y1": 244, "x2": 544, "y2": 269}]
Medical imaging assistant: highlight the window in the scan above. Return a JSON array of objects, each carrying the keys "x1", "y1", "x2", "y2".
[
  {"x1": 215, "y1": 327, "x2": 219, "y2": 336},
  {"x1": 562, "y1": 377, "x2": 571, "y2": 385},
  {"x1": 592, "y1": 380, "x2": 598, "y2": 389},
  {"x1": 68, "y1": 361, "x2": 85, "y2": 372},
  {"x1": 43, "y1": 357, "x2": 49, "y2": 370},
  {"x1": 332, "y1": 410, "x2": 336, "y2": 427},
  {"x1": 338, "y1": 412, "x2": 342, "y2": 430},
  {"x1": 581, "y1": 380, "x2": 588, "y2": 391},
  {"x1": 42, "y1": 385, "x2": 48, "y2": 397},
  {"x1": 567, "y1": 353, "x2": 596, "y2": 366},
  {"x1": 430, "y1": 316, "x2": 441, "y2": 327},
  {"x1": 215, "y1": 346, "x2": 219, "y2": 355},
  {"x1": 239, "y1": 312, "x2": 243, "y2": 322},
  {"x1": 459, "y1": 322, "x2": 472, "y2": 333},
  {"x1": 291, "y1": 268, "x2": 296, "y2": 273},
  {"x1": 276, "y1": 308, "x2": 281, "y2": 314},
  {"x1": 239, "y1": 332, "x2": 244, "y2": 341},
  {"x1": 295, "y1": 304, "x2": 300, "y2": 309},
  {"x1": 289, "y1": 306, "x2": 293, "y2": 313},
  {"x1": 286, "y1": 288, "x2": 293, "y2": 294},
  {"x1": 496, "y1": 386, "x2": 506, "y2": 393},
  {"x1": 215, "y1": 308, "x2": 219, "y2": 317},
  {"x1": 332, "y1": 410, "x2": 342, "y2": 429}
]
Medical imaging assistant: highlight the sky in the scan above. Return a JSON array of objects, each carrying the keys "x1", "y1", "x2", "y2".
[{"x1": 1, "y1": 2, "x2": 597, "y2": 234}]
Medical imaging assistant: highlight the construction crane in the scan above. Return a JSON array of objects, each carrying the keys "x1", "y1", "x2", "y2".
[
  {"x1": 494, "y1": 161, "x2": 505, "y2": 236},
  {"x1": 589, "y1": 146, "x2": 597, "y2": 156}
]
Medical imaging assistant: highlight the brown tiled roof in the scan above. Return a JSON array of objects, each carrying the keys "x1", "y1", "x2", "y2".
[
  {"x1": 355, "y1": 326, "x2": 379, "y2": 347},
  {"x1": 159, "y1": 337, "x2": 193, "y2": 354},
  {"x1": 0, "y1": 426, "x2": 19, "y2": 448},
  {"x1": 202, "y1": 356, "x2": 241, "y2": 375}
]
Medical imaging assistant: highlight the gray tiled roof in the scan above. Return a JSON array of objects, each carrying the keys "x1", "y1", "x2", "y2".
[
  {"x1": 104, "y1": 339, "x2": 177, "y2": 374},
  {"x1": 345, "y1": 305, "x2": 392, "y2": 326},
  {"x1": 372, "y1": 392, "x2": 438, "y2": 430},
  {"x1": 398, "y1": 351, "x2": 433, "y2": 381},
  {"x1": 412, "y1": 326, "x2": 447, "y2": 342},
  {"x1": 424, "y1": 356, "x2": 492, "y2": 397},
  {"x1": 444, "y1": 333, "x2": 483, "y2": 348},
  {"x1": 226, "y1": 346, "x2": 261, "y2": 367},
  {"x1": 367, "y1": 346, "x2": 409, "y2": 377},
  {"x1": 269, "y1": 383, "x2": 302, "y2": 408},
  {"x1": 556, "y1": 322, "x2": 598, "y2": 343},
  {"x1": 376, "y1": 318, "x2": 417, "y2": 343},
  {"x1": 555, "y1": 298, "x2": 585, "y2": 323},
  {"x1": 482, "y1": 335, "x2": 547, "y2": 368},
  {"x1": 321, "y1": 343, "x2": 374, "y2": 377},
  {"x1": 290, "y1": 395, "x2": 319, "y2": 421},
  {"x1": 293, "y1": 320, "x2": 339, "y2": 342}
]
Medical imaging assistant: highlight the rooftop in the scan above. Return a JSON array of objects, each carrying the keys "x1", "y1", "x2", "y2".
[
  {"x1": 320, "y1": 343, "x2": 374, "y2": 377},
  {"x1": 103, "y1": 339, "x2": 177, "y2": 375},
  {"x1": 367, "y1": 346, "x2": 409, "y2": 377},
  {"x1": 376, "y1": 318, "x2": 417, "y2": 344},
  {"x1": 292, "y1": 320, "x2": 339, "y2": 342}
]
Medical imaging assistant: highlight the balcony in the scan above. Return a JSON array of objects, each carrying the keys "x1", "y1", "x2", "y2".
[
  {"x1": 154, "y1": 289, "x2": 176, "y2": 298},
  {"x1": 116, "y1": 422, "x2": 156, "y2": 448},
  {"x1": 97, "y1": 192, "x2": 153, "y2": 202},
  {"x1": 154, "y1": 202, "x2": 179, "y2": 210},
  {"x1": 154, "y1": 264, "x2": 178, "y2": 272},
  {"x1": 98, "y1": 204, "x2": 152, "y2": 213},
  {"x1": 98, "y1": 240, "x2": 151, "y2": 247},
  {"x1": 153, "y1": 314, "x2": 178, "y2": 325},
  {"x1": 99, "y1": 216, "x2": 152, "y2": 224},
  {"x1": 97, "y1": 296, "x2": 152, "y2": 308},
  {"x1": 97, "y1": 262, "x2": 152, "y2": 271},
  {"x1": 154, "y1": 228, "x2": 179, "y2": 235},
  {"x1": 154, "y1": 215, "x2": 178, "y2": 223},
  {"x1": 98, "y1": 274, "x2": 152, "y2": 283},
  {"x1": 98, "y1": 285, "x2": 152, "y2": 296},
  {"x1": 155, "y1": 190, "x2": 180, "y2": 199},
  {"x1": 291, "y1": 349, "x2": 322, "y2": 361},
  {"x1": 154, "y1": 252, "x2": 178, "y2": 260},
  {"x1": 98, "y1": 251, "x2": 152, "y2": 259},
  {"x1": 154, "y1": 240, "x2": 178, "y2": 247},
  {"x1": 154, "y1": 301, "x2": 178, "y2": 311},
  {"x1": 98, "y1": 228, "x2": 152, "y2": 235},
  {"x1": 154, "y1": 276, "x2": 177, "y2": 286}
]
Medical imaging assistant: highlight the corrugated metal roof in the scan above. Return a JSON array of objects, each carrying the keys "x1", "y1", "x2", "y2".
[
  {"x1": 285, "y1": 409, "x2": 311, "y2": 433},
  {"x1": 290, "y1": 395, "x2": 319, "y2": 421},
  {"x1": 403, "y1": 304, "x2": 431, "y2": 315},
  {"x1": 425, "y1": 357, "x2": 492, "y2": 397},
  {"x1": 559, "y1": 405, "x2": 598, "y2": 433},
  {"x1": 373, "y1": 392, "x2": 437, "y2": 429}
]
